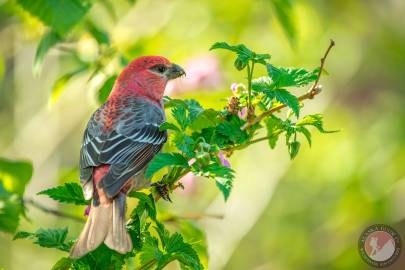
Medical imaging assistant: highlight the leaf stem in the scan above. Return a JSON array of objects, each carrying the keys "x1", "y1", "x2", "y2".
[
  {"x1": 246, "y1": 60, "x2": 255, "y2": 110},
  {"x1": 23, "y1": 198, "x2": 84, "y2": 222},
  {"x1": 138, "y1": 259, "x2": 157, "y2": 270}
]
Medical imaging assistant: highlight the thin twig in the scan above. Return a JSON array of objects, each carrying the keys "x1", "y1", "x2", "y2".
[
  {"x1": 23, "y1": 198, "x2": 84, "y2": 222},
  {"x1": 163, "y1": 213, "x2": 224, "y2": 222},
  {"x1": 241, "y1": 39, "x2": 335, "y2": 131}
]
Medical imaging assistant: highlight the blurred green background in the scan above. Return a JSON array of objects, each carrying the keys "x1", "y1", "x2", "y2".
[{"x1": 0, "y1": 0, "x2": 405, "y2": 269}]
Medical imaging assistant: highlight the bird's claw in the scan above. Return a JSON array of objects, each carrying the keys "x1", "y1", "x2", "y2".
[{"x1": 152, "y1": 181, "x2": 172, "y2": 202}]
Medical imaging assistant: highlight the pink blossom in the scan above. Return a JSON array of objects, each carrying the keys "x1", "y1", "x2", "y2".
[
  {"x1": 176, "y1": 172, "x2": 197, "y2": 195},
  {"x1": 166, "y1": 55, "x2": 223, "y2": 94},
  {"x1": 218, "y1": 151, "x2": 231, "y2": 168},
  {"x1": 188, "y1": 158, "x2": 196, "y2": 166},
  {"x1": 238, "y1": 107, "x2": 248, "y2": 120},
  {"x1": 230, "y1": 83, "x2": 238, "y2": 93}
]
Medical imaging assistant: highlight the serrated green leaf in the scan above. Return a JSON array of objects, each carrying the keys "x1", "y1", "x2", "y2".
[
  {"x1": 13, "y1": 231, "x2": 32, "y2": 240},
  {"x1": 215, "y1": 178, "x2": 233, "y2": 201},
  {"x1": 14, "y1": 227, "x2": 70, "y2": 251},
  {"x1": 38, "y1": 182, "x2": 88, "y2": 205},
  {"x1": 265, "y1": 115, "x2": 284, "y2": 149},
  {"x1": 189, "y1": 109, "x2": 220, "y2": 131},
  {"x1": 179, "y1": 220, "x2": 208, "y2": 268},
  {"x1": 128, "y1": 192, "x2": 156, "y2": 220},
  {"x1": 210, "y1": 42, "x2": 254, "y2": 58},
  {"x1": 51, "y1": 257, "x2": 72, "y2": 270},
  {"x1": 139, "y1": 235, "x2": 162, "y2": 266},
  {"x1": 272, "y1": 89, "x2": 300, "y2": 117},
  {"x1": 97, "y1": 74, "x2": 117, "y2": 104},
  {"x1": 159, "y1": 122, "x2": 180, "y2": 132},
  {"x1": 216, "y1": 115, "x2": 248, "y2": 144},
  {"x1": 17, "y1": 0, "x2": 93, "y2": 36},
  {"x1": 296, "y1": 114, "x2": 339, "y2": 133},
  {"x1": 164, "y1": 233, "x2": 202, "y2": 270},
  {"x1": 145, "y1": 153, "x2": 189, "y2": 179},
  {"x1": 172, "y1": 105, "x2": 188, "y2": 130},
  {"x1": 33, "y1": 30, "x2": 61, "y2": 75},
  {"x1": 288, "y1": 140, "x2": 300, "y2": 159},
  {"x1": 163, "y1": 96, "x2": 187, "y2": 108},
  {"x1": 297, "y1": 126, "x2": 312, "y2": 146},
  {"x1": 266, "y1": 64, "x2": 318, "y2": 88},
  {"x1": 199, "y1": 163, "x2": 234, "y2": 200},
  {"x1": 184, "y1": 99, "x2": 204, "y2": 122}
]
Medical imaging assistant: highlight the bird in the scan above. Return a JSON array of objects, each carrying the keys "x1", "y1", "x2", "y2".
[{"x1": 70, "y1": 56, "x2": 185, "y2": 258}]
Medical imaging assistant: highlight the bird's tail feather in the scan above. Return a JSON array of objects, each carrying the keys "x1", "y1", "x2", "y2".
[{"x1": 70, "y1": 193, "x2": 132, "y2": 258}]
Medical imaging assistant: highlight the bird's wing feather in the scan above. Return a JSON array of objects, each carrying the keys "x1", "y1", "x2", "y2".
[{"x1": 79, "y1": 97, "x2": 167, "y2": 198}]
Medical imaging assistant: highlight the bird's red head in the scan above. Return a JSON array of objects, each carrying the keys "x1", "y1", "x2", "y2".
[{"x1": 110, "y1": 56, "x2": 185, "y2": 102}]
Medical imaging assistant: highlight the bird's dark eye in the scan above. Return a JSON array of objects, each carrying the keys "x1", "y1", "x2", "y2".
[{"x1": 151, "y1": 64, "x2": 167, "y2": 73}]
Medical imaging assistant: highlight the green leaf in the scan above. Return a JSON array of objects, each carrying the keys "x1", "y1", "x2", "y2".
[
  {"x1": 33, "y1": 30, "x2": 61, "y2": 75},
  {"x1": 172, "y1": 104, "x2": 188, "y2": 130},
  {"x1": 50, "y1": 66, "x2": 88, "y2": 104},
  {"x1": 288, "y1": 140, "x2": 300, "y2": 159},
  {"x1": 216, "y1": 115, "x2": 248, "y2": 144},
  {"x1": 51, "y1": 257, "x2": 73, "y2": 270},
  {"x1": 210, "y1": 42, "x2": 270, "y2": 68},
  {"x1": 37, "y1": 182, "x2": 88, "y2": 205},
  {"x1": 128, "y1": 192, "x2": 156, "y2": 220},
  {"x1": 14, "y1": 227, "x2": 70, "y2": 251},
  {"x1": 179, "y1": 221, "x2": 208, "y2": 268},
  {"x1": 145, "y1": 153, "x2": 189, "y2": 179},
  {"x1": 164, "y1": 232, "x2": 202, "y2": 270},
  {"x1": 188, "y1": 109, "x2": 220, "y2": 131},
  {"x1": 252, "y1": 77, "x2": 300, "y2": 116},
  {"x1": 0, "y1": 158, "x2": 33, "y2": 196},
  {"x1": 210, "y1": 42, "x2": 245, "y2": 70},
  {"x1": 86, "y1": 21, "x2": 110, "y2": 44},
  {"x1": 297, "y1": 126, "x2": 312, "y2": 146},
  {"x1": 296, "y1": 114, "x2": 338, "y2": 133},
  {"x1": 265, "y1": 115, "x2": 284, "y2": 149},
  {"x1": 199, "y1": 163, "x2": 234, "y2": 200},
  {"x1": 184, "y1": 99, "x2": 204, "y2": 122},
  {"x1": 266, "y1": 64, "x2": 319, "y2": 88},
  {"x1": 215, "y1": 178, "x2": 233, "y2": 201},
  {"x1": 210, "y1": 42, "x2": 254, "y2": 59},
  {"x1": 270, "y1": 0, "x2": 297, "y2": 46},
  {"x1": 173, "y1": 133, "x2": 195, "y2": 158},
  {"x1": 272, "y1": 89, "x2": 300, "y2": 117},
  {"x1": 17, "y1": 0, "x2": 93, "y2": 36},
  {"x1": 139, "y1": 235, "x2": 162, "y2": 267},
  {"x1": 0, "y1": 182, "x2": 24, "y2": 233},
  {"x1": 159, "y1": 122, "x2": 180, "y2": 132},
  {"x1": 97, "y1": 75, "x2": 117, "y2": 104}
]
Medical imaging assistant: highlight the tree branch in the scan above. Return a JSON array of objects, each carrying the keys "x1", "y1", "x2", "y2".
[
  {"x1": 241, "y1": 39, "x2": 335, "y2": 131},
  {"x1": 23, "y1": 198, "x2": 84, "y2": 223}
]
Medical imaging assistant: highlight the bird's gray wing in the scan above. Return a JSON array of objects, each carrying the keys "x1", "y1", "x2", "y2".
[{"x1": 79, "y1": 97, "x2": 167, "y2": 198}]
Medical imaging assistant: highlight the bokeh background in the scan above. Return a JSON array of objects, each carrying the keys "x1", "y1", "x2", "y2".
[{"x1": 1, "y1": 0, "x2": 405, "y2": 269}]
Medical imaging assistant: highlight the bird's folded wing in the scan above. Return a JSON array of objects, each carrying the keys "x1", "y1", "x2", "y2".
[{"x1": 79, "y1": 97, "x2": 167, "y2": 198}]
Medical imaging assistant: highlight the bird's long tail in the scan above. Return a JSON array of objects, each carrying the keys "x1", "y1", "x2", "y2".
[{"x1": 70, "y1": 192, "x2": 132, "y2": 258}]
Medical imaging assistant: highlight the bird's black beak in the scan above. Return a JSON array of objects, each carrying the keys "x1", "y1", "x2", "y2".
[{"x1": 167, "y1": 63, "x2": 186, "y2": 80}]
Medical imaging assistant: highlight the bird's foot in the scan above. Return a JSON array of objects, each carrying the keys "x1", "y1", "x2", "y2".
[{"x1": 152, "y1": 181, "x2": 172, "y2": 202}]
